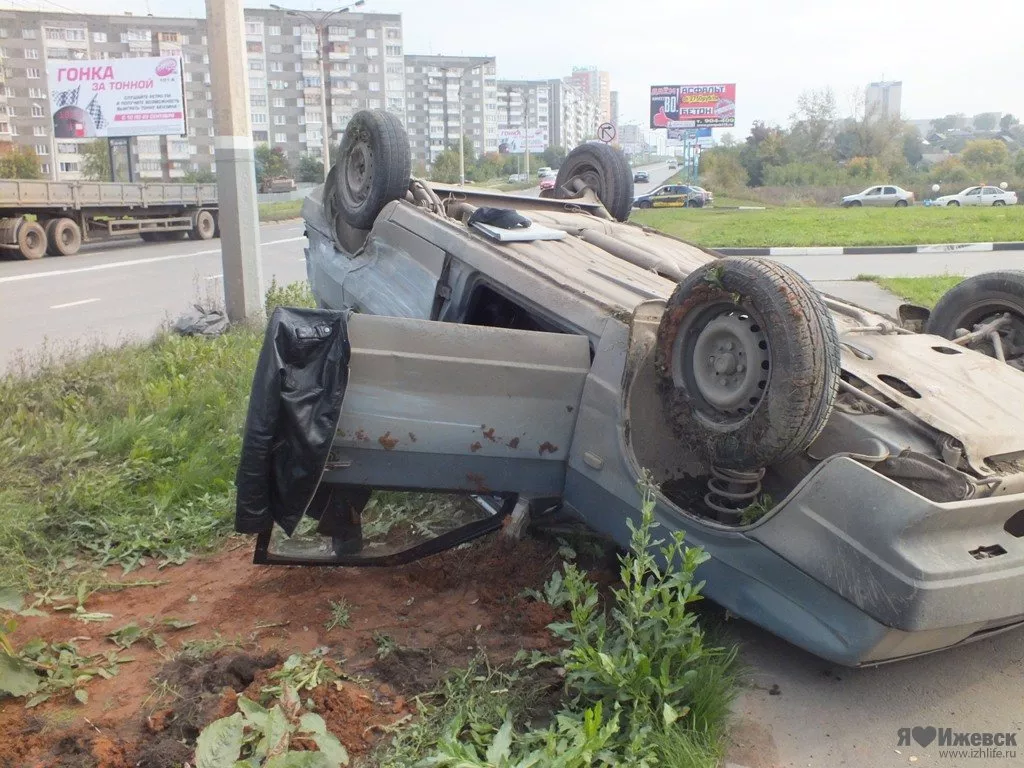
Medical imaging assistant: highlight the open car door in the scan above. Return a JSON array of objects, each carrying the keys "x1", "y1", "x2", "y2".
[{"x1": 243, "y1": 311, "x2": 591, "y2": 566}]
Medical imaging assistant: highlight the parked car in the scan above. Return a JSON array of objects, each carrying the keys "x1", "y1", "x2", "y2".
[
  {"x1": 934, "y1": 185, "x2": 1018, "y2": 207},
  {"x1": 633, "y1": 170, "x2": 650, "y2": 183},
  {"x1": 506, "y1": 173, "x2": 528, "y2": 183},
  {"x1": 536, "y1": 167, "x2": 553, "y2": 178},
  {"x1": 668, "y1": 161, "x2": 678, "y2": 170},
  {"x1": 841, "y1": 185, "x2": 915, "y2": 207},
  {"x1": 237, "y1": 110, "x2": 1024, "y2": 668},
  {"x1": 633, "y1": 183, "x2": 709, "y2": 208},
  {"x1": 539, "y1": 173, "x2": 557, "y2": 191}
]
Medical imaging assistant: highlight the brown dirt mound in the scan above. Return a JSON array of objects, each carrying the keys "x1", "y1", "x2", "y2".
[{"x1": 0, "y1": 532, "x2": 580, "y2": 767}]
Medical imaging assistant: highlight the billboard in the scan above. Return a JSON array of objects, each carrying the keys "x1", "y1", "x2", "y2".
[
  {"x1": 47, "y1": 57, "x2": 186, "y2": 138},
  {"x1": 498, "y1": 127, "x2": 548, "y2": 153},
  {"x1": 650, "y1": 84, "x2": 736, "y2": 129}
]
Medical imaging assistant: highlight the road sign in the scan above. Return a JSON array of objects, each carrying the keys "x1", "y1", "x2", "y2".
[{"x1": 598, "y1": 122, "x2": 616, "y2": 143}]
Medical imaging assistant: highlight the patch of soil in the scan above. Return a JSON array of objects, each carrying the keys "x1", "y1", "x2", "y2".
[{"x1": 0, "y1": 531, "x2": 582, "y2": 767}]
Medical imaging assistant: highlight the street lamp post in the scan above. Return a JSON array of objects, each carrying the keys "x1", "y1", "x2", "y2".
[
  {"x1": 444, "y1": 57, "x2": 493, "y2": 186},
  {"x1": 270, "y1": 1, "x2": 365, "y2": 182}
]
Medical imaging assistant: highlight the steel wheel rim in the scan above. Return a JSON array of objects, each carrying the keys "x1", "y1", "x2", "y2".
[
  {"x1": 672, "y1": 303, "x2": 772, "y2": 422},
  {"x1": 341, "y1": 133, "x2": 373, "y2": 209}
]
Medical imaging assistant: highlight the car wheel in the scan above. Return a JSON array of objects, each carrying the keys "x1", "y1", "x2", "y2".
[
  {"x1": 44, "y1": 217, "x2": 82, "y2": 256},
  {"x1": 190, "y1": 209, "x2": 216, "y2": 241},
  {"x1": 925, "y1": 271, "x2": 1024, "y2": 370},
  {"x1": 686, "y1": 199, "x2": 700, "y2": 208},
  {"x1": 554, "y1": 142, "x2": 633, "y2": 222},
  {"x1": 333, "y1": 109, "x2": 411, "y2": 229},
  {"x1": 993, "y1": 200, "x2": 1006, "y2": 206},
  {"x1": 948, "y1": 200, "x2": 960, "y2": 207},
  {"x1": 637, "y1": 200, "x2": 652, "y2": 209},
  {"x1": 16, "y1": 220, "x2": 47, "y2": 260},
  {"x1": 895, "y1": 199, "x2": 909, "y2": 207},
  {"x1": 655, "y1": 257, "x2": 840, "y2": 470}
]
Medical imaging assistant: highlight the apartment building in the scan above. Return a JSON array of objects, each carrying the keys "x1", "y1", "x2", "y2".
[
  {"x1": 496, "y1": 79, "x2": 549, "y2": 148},
  {"x1": 403, "y1": 54, "x2": 497, "y2": 166},
  {"x1": 566, "y1": 66, "x2": 611, "y2": 124},
  {"x1": 0, "y1": 8, "x2": 403, "y2": 180},
  {"x1": 549, "y1": 79, "x2": 599, "y2": 150}
]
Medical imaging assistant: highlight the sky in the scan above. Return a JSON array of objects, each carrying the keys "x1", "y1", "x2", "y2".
[{"x1": 7, "y1": 0, "x2": 1024, "y2": 138}]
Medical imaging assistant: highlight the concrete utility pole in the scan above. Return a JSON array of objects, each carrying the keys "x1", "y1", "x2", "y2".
[{"x1": 207, "y1": 0, "x2": 264, "y2": 322}]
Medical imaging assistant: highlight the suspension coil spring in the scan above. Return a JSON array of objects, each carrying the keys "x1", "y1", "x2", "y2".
[{"x1": 704, "y1": 466, "x2": 766, "y2": 523}]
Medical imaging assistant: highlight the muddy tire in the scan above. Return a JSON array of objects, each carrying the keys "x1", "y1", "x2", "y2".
[
  {"x1": 333, "y1": 109, "x2": 411, "y2": 229},
  {"x1": 44, "y1": 218, "x2": 82, "y2": 256},
  {"x1": 140, "y1": 231, "x2": 160, "y2": 242},
  {"x1": 190, "y1": 209, "x2": 216, "y2": 240},
  {"x1": 554, "y1": 143, "x2": 634, "y2": 222},
  {"x1": 925, "y1": 271, "x2": 1024, "y2": 368},
  {"x1": 17, "y1": 220, "x2": 47, "y2": 260},
  {"x1": 655, "y1": 257, "x2": 840, "y2": 469}
]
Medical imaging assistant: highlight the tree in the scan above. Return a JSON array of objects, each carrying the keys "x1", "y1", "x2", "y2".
[
  {"x1": 0, "y1": 145, "x2": 43, "y2": 179},
  {"x1": 902, "y1": 128, "x2": 924, "y2": 167},
  {"x1": 719, "y1": 132, "x2": 737, "y2": 148},
  {"x1": 183, "y1": 168, "x2": 216, "y2": 183},
  {"x1": 739, "y1": 121, "x2": 787, "y2": 186},
  {"x1": 541, "y1": 146, "x2": 567, "y2": 169},
  {"x1": 787, "y1": 88, "x2": 837, "y2": 161},
  {"x1": 1000, "y1": 113, "x2": 1019, "y2": 133},
  {"x1": 1016, "y1": 150, "x2": 1024, "y2": 177},
  {"x1": 972, "y1": 112, "x2": 999, "y2": 132},
  {"x1": 698, "y1": 147, "x2": 748, "y2": 190},
  {"x1": 254, "y1": 144, "x2": 290, "y2": 187},
  {"x1": 80, "y1": 139, "x2": 112, "y2": 181},
  {"x1": 297, "y1": 153, "x2": 324, "y2": 183},
  {"x1": 961, "y1": 139, "x2": 1010, "y2": 170},
  {"x1": 931, "y1": 114, "x2": 964, "y2": 133}
]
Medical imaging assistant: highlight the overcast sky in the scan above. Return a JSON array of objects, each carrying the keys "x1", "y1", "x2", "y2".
[{"x1": 12, "y1": 0, "x2": 1024, "y2": 137}]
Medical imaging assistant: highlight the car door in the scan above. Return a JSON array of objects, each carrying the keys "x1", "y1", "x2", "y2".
[
  {"x1": 983, "y1": 187, "x2": 1002, "y2": 205},
  {"x1": 652, "y1": 186, "x2": 681, "y2": 207},
  {"x1": 863, "y1": 186, "x2": 884, "y2": 206},
  {"x1": 882, "y1": 186, "x2": 899, "y2": 205},
  {"x1": 963, "y1": 187, "x2": 983, "y2": 206}
]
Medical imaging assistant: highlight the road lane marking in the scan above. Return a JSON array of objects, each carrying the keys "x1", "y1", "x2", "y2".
[
  {"x1": 0, "y1": 237, "x2": 304, "y2": 285},
  {"x1": 51, "y1": 298, "x2": 100, "y2": 309}
]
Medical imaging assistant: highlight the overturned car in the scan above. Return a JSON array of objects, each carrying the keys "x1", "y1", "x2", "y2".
[{"x1": 237, "y1": 110, "x2": 1024, "y2": 666}]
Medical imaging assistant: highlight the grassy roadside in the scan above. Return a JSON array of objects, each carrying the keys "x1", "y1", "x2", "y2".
[
  {"x1": 631, "y1": 204, "x2": 1024, "y2": 248},
  {"x1": 860, "y1": 275, "x2": 965, "y2": 308},
  {"x1": 0, "y1": 281, "x2": 313, "y2": 592},
  {"x1": 258, "y1": 199, "x2": 303, "y2": 222}
]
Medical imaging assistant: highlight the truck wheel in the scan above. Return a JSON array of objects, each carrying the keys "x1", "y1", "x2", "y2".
[
  {"x1": 655, "y1": 257, "x2": 840, "y2": 469},
  {"x1": 17, "y1": 220, "x2": 47, "y2": 260},
  {"x1": 554, "y1": 142, "x2": 634, "y2": 222},
  {"x1": 44, "y1": 218, "x2": 82, "y2": 256},
  {"x1": 334, "y1": 109, "x2": 411, "y2": 229},
  {"x1": 925, "y1": 271, "x2": 1024, "y2": 369},
  {"x1": 190, "y1": 210, "x2": 216, "y2": 240},
  {"x1": 140, "y1": 232, "x2": 160, "y2": 242}
]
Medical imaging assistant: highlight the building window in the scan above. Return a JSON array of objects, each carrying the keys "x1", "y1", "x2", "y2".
[
  {"x1": 301, "y1": 40, "x2": 316, "y2": 54},
  {"x1": 57, "y1": 142, "x2": 77, "y2": 153},
  {"x1": 385, "y1": 28, "x2": 400, "y2": 40},
  {"x1": 368, "y1": 82, "x2": 380, "y2": 92},
  {"x1": 270, "y1": 61, "x2": 283, "y2": 72},
  {"x1": 59, "y1": 162, "x2": 79, "y2": 172},
  {"x1": 249, "y1": 60, "x2": 264, "y2": 71},
  {"x1": 297, "y1": 114, "x2": 305, "y2": 125},
  {"x1": 273, "y1": 114, "x2": 286, "y2": 125},
  {"x1": 272, "y1": 97, "x2": 285, "y2": 108},
  {"x1": 246, "y1": 41, "x2": 263, "y2": 54},
  {"x1": 159, "y1": 32, "x2": 179, "y2": 43},
  {"x1": 300, "y1": 25, "x2": 315, "y2": 36},
  {"x1": 385, "y1": 45, "x2": 401, "y2": 57},
  {"x1": 245, "y1": 22, "x2": 263, "y2": 36},
  {"x1": 269, "y1": 43, "x2": 282, "y2": 54},
  {"x1": 35, "y1": 144, "x2": 48, "y2": 155},
  {"x1": 386, "y1": 63, "x2": 403, "y2": 74},
  {"x1": 207, "y1": 108, "x2": 213, "y2": 119},
  {"x1": 26, "y1": 68, "x2": 40, "y2": 79},
  {"x1": 367, "y1": 47, "x2": 378, "y2": 57},
  {"x1": 31, "y1": 104, "x2": 43, "y2": 117},
  {"x1": 23, "y1": 29, "x2": 38, "y2": 39},
  {"x1": 33, "y1": 125, "x2": 45, "y2": 136},
  {"x1": 182, "y1": 35, "x2": 189, "y2": 45},
  {"x1": 184, "y1": 72, "x2": 192, "y2": 83},
  {"x1": 251, "y1": 94, "x2": 267, "y2": 107},
  {"x1": 268, "y1": 26, "x2": 281, "y2": 36},
  {"x1": 366, "y1": 29, "x2": 376, "y2": 39},
  {"x1": 274, "y1": 132, "x2": 286, "y2": 143},
  {"x1": 252, "y1": 112, "x2": 267, "y2": 124},
  {"x1": 368, "y1": 99, "x2": 380, "y2": 109},
  {"x1": 29, "y1": 87, "x2": 44, "y2": 98},
  {"x1": 25, "y1": 48, "x2": 39, "y2": 59}
]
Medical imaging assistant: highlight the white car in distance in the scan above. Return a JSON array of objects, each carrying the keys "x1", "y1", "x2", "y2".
[{"x1": 934, "y1": 185, "x2": 1018, "y2": 207}]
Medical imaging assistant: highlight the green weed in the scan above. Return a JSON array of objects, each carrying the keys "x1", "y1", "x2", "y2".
[{"x1": 324, "y1": 599, "x2": 352, "y2": 632}]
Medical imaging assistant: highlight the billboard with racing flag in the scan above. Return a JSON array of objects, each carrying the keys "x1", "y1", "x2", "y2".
[{"x1": 650, "y1": 84, "x2": 736, "y2": 129}]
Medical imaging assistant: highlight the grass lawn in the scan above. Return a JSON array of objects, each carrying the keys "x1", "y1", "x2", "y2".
[
  {"x1": 631, "y1": 204, "x2": 1024, "y2": 248},
  {"x1": 861, "y1": 275, "x2": 965, "y2": 309},
  {"x1": 258, "y1": 199, "x2": 303, "y2": 222}
]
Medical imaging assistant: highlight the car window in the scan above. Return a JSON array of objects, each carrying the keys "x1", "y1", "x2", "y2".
[
  {"x1": 883, "y1": 187, "x2": 897, "y2": 195},
  {"x1": 865, "y1": 187, "x2": 881, "y2": 196},
  {"x1": 965, "y1": 188, "x2": 981, "y2": 196},
  {"x1": 984, "y1": 187, "x2": 1001, "y2": 194}
]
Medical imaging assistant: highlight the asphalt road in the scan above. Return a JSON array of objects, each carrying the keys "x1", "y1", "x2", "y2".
[{"x1": 0, "y1": 221, "x2": 308, "y2": 373}]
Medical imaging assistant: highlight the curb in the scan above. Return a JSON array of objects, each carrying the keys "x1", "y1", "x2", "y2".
[{"x1": 715, "y1": 242, "x2": 1024, "y2": 257}]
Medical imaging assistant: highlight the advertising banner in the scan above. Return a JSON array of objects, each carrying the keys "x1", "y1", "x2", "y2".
[
  {"x1": 498, "y1": 127, "x2": 548, "y2": 153},
  {"x1": 47, "y1": 57, "x2": 186, "y2": 138},
  {"x1": 650, "y1": 84, "x2": 736, "y2": 129}
]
